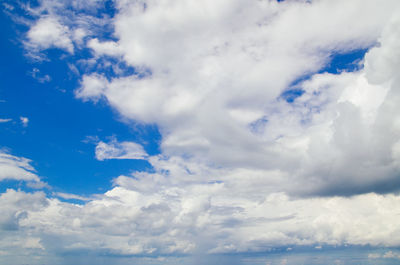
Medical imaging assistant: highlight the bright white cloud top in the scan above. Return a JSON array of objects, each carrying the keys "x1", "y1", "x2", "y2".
[{"x1": 1, "y1": 0, "x2": 400, "y2": 264}]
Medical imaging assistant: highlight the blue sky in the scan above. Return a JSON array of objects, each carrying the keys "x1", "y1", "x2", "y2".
[
  {"x1": 0, "y1": 5, "x2": 161, "y2": 196},
  {"x1": 1, "y1": 0, "x2": 400, "y2": 264}
]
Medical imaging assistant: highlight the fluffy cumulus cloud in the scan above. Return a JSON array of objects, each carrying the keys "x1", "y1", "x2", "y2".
[
  {"x1": 77, "y1": 0, "x2": 400, "y2": 197},
  {"x1": 27, "y1": 15, "x2": 74, "y2": 53},
  {"x1": 3, "y1": 0, "x2": 400, "y2": 262}
]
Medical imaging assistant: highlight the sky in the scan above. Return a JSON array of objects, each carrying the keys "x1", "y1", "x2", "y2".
[{"x1": 0, "y1": 0, "x2": 400, "y2": 264}]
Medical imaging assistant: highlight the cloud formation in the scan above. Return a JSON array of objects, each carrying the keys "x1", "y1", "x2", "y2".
[
  {"x1": 76, "y1": 0, "x2": 400, "y2": 196},
  {"x1": 3, "y1": 0, "x2": 400, "y2": 262},
  {"x1": 0, "y1": 185, "x2": 400, "y2": 259}
]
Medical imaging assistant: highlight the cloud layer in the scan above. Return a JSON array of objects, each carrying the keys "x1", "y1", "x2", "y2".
[{"x1": 1, "y1": 184, "x2": 400, "y2": 258}]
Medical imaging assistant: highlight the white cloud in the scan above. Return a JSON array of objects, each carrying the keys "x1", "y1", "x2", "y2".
[
  {"x1": 53, "y1": 192, "x2": 91, "y2": 202},
  {"x1": 368, "y1": 253, "x2": 381, "y2": 259},
  {"x1": 95, "y1": 138, "x2": 148, "y2": 161},
  {"x1": 23, "y1": 237, "x2": 44, "y2": 250},
  {"x1": 1, "y1": 183, "x2": 400, "y2": 257},
  {"x1": 369, "y1": 251, "x2": 400, "y2": 260},
  {"x1": 29, "y1": 68, "x2": 51, "y2": 83},
  {"x1": 0, "y1": 118, "x2": 12, "y2": 123},
  {"x1": 0, "y1": 151, "x2": 40, "y2": 182},
  {"x1": 19, "y1": 0, "x2": 115, "y2": 59},
  {"x1": 27, "y1": 16, "x2": 74, "y2": 54},
  {"x1": 75, "y1": 74, "x2": 108, "y2": 102},
  {"x1": 20, "y1": 117, "x2": 29, "y2": 127},
  {"x1": 87, "y1": 38, "x2": 123, "y2": 57},
  {"x1": 383, "y1": 251, "x2": 400, "y2": 259}
]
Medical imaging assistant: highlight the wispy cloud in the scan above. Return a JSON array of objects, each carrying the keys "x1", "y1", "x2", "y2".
[
  {"x1": 29, "y1": 68, "x2": 51, "y2": 83},
  {"x1": 0, "y1": 151, "x2": 40, "y2": 182},
  {"x1": 95, "y1": 138, "x2": 148, "y2": 161},
  {"x1": 368, "y1": 251, "x2": 400, "y2": 260},
  {"x1": 53, "y1": 192, "x2": 91, "y2": 201},
  {"x1": 0, "y1": 118, "x2": 12, "y2": 123}
]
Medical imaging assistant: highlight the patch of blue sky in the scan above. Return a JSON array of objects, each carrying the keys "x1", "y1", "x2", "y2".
[
  {"x1": 0, "y1": 9, "x2": 161, "y2": 196},
  {"x1": 1, "y1": 246, "x2": 399, "y2": 265},
  {"x1": 207, "y1": 180, "x2": 224, "y2": 184},
  {"x1": 280, "y1": 88, "x2": 305, "y2": 103},
  {"x1": 324, "y1": 48, "x2": 367, "y2": 74},
  {"x1": 280, "y1": 48, "x2": 369, "y2": 103},
  {"x1": 249, "y1": 116, "x2": 269, "y2": 134},
  {"x1": 70, "y1": 0, "x2": 117, "y2": 19}
]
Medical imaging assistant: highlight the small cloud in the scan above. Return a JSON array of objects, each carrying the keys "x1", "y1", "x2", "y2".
[
  {"x1": 20, "y1": 116, "x2": 29, "y2": 127},
  {"x1": 26, "y1": 16, "x2": 74, "y2": 54},
  {"x1": 56, "y1": 87, "x2": 67, "y2": 93},
  {"x1": 29, "y1": 68, "x2": 51, "y2": 83},
  {"x1": 75, "y1": 73, "x2": 108, "y2": 102},
  {"x1": 2, "y1": 3, "x2": 14, "y2": 11},
  {"x1": 368, "y1": 253, "x2": 381, "y2": 259},
  {"x1": 68, "y1": 63, "x2": 80, "y2": 76},
  {"x1": 95, "y1": 138, "x2": 148, "y2": 161},
  {"x1": 383, "y1": 251, "x2": 395, "y2": 258},
  {"x1": 26, "y1": 181, "x2": 50, "y2": 190},
  {"x1": 0, "y1": 118, "x2": 12, "y2": 123},
  {"x1": 82, "y1": 135, "x2": 100, "y2": 144},
  {"x1": 315, "y1": 246, "x2": 322, "y2": 249},
  {"x1": 87, "y1": 38, "x2": 123, "y2": 57},
  {"x1": 0, "y1": 151, "x2": 40, "y2": 182},
  {"x1": 53, "y1": 192, "x2": 91, "y2": 201},
  {"x1": 368, "y1": 252, "x2": 400, "y2": 260},
  {"x1": 383, "y1": 251, "x2": 400, "y2": 259},
  {"x1": 22, "y1": 237, "x2": 44, "y2": 250}
]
